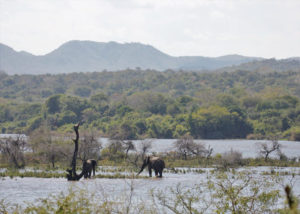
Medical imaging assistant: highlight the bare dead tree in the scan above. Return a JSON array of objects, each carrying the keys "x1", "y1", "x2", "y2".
[
  {"x1": 66, "y1": 123, "x2": 88, "y2": 181},
  {"x1": 126, "y1": 140, "x2": 152, "y2": 168},
  {"x1": 204, "y1": 145, "x2": 213, "y2": 160},
  {"x1": 174, "y1": 134, "x2": 205, "y2": 160},
  {"x1": 258, "y1": 140, "x2": 281, "y2": 161},
  {"x1": 123, "y1": 140, "x2": 135, "y2": 159},
  {"x1": 0, "y1": 135, "x2": 26, "y2": 168}
]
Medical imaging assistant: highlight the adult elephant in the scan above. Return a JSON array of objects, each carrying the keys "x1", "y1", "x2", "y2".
[
  {"x1": 137, "y1": 156, "x2": 165, "y2": 177},
  {"x1": 82, "y1": 159, "x2": 97, "y2": 178}
]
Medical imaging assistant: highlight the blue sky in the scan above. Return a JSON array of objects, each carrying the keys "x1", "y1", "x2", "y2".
[{"x1": 0, "y1": 0, "x2": 299, "y2": 58}]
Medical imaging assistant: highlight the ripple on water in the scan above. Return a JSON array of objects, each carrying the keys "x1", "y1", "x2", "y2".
[{"x1": 1, "y1": 167, "x2": 300, "y2": 207}]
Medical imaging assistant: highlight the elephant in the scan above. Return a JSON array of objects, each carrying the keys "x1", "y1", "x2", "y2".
[
  {"x1": 137, "y1": 156, "x2": 165, "y2": 177},
  {"x1": 82, "y1": 159, "x2": 97, "y2": 178}
]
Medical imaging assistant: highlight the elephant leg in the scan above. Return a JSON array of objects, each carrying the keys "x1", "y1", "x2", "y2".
[
  {"x1": 92, "y1": 166, "x2": 95, "y2": 177},
  {"x1": 148, "y1": 167, "x2": 152, "y2": 177},
  {"x1": 159, "y1": 170, "x2": 163, "y2": 178},
  {"x1": 92, "y1": 160, "x2": 96, "y2": 176}
]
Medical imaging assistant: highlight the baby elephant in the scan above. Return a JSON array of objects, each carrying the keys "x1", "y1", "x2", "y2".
[
  {"x1": 138, "y1": 156, "x2": 165, "y2": 177},
  {"x1": 83, "y1": 159, "x2": 97, "y2": 178}
]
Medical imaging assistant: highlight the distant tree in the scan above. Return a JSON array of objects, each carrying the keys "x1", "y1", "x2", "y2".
[
  {"x1": 57, "y1": 110, "x2": 77, "y2": 126},
  {"x1": 125, "y1": 139, "x2": 152, "y2": 168},
  {"x1": 41, "y1": 89, "x2": 53, "y2": 98},
  {"x1": 290, "y1": 127, "x2": 300, "y2": 141},
  {"x1": 74, "y1": 87, "x2": 91, "y2": 97},
  {"x1": 60, "y1": 95, "x2": 88, "y2": 117},
  {"x1": 218, "y1": 94, "x2": 240, "y2": 108},
  {"x1": 127, "y1": 92, "x2": 167, "y2": 114},
  {"x1": 109, "y1": 120, "x2": 137, "y2": 140},
  {"x1": 257, "y1": 139, "x2": 282, "y2": 161},
  {"x1": 90, "y1": 93, "x2": 108, "y2": 104},
  {"x1": 78, "y1": 130, "x2": 102, "y2": 161},
  {"x1": 29, "y1": 129, "x2": 62, "y2": 168},
  {"x1": 220, "y1": 149, "x2": 243, "y2": 168},
  {"x1": 116, "y1": 105, "x2": 133, "y2": 116},
  {"x1": 122, "y1": 140, "x2": 135, "y2": 159},
  {"x1": 101, "y1": 140, "x2": 125, "y2": 160},
  {"x1": 29, "y1": 127, "x2": 72, "y2": 168},
  {"x1": 166, "y1": 103, "x2": 181, "y2": 116},
  {"x1": 134, "y1": 120, "x2": 147, "y2": 136},
  {"x1": 177, "y1": 95, "x2": 193, "y2": 104},
  {"x1": 174, "y1": 134, "x2": 205, "y2": 160},
  {"x1": 82, "y1": 108, "x2": 101, "y2": 123},
  {"x1": 45, "y1": 95, "x2": 61, "y2": 114},
  {"x1": 242, "y1": 96, "x2": 261, "y2": 109},
  {"x1": 0, "y1": 105, "x2": 13, "y2": 122},
  {"x1": 0, "y1": 135, "x2": 26, "y2": 168},
  {"x1": 16, "y1": 103, "x2": 42, "y2": 121},
  {"x1": 189, "y1": 106, "x2": 252, "y2": 139},
  {"x1": 90, "y1": 93, "x2": 109, "y2": 114},
  {"x1": 26, "y1": 116, "x2": 43, "y2": 133},
  {"x1": 174, "y1": 124, "x2": 189, "y2": 138},
  {"x1": 53, "y1": 86, "x2": 66, "y2": 94}
]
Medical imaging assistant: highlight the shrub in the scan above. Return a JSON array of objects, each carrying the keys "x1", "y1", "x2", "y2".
[{"x1": 219, "y1": 149, "x2": 243, "y2": 168}]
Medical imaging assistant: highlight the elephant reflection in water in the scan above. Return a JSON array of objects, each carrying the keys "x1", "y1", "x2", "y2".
[
  {"x1": 83, "y1": 159, "x2": 97, "y2": 178},
  {"x1": 137, "y1": 156, "x2": 165, "y2": 177}
]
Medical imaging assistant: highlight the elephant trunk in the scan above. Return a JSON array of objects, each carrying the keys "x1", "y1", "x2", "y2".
[
  {"x1": 137, "y1": 167, "x2": 144, "y2": 175},
  {"x1": 137, "y1": 163, "x2": 146, "y2": 175}
]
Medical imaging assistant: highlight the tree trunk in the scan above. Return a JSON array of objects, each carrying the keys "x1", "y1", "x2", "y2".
[{"x1": 66, "y1": 123, "x2": 85, "y2": 181}]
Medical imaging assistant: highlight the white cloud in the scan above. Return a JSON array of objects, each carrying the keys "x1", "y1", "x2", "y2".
[{"x1": 0, "y1": 0, "x2": 299, "y2": 58}]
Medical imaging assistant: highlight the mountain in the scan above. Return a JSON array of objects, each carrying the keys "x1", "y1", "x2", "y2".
[
  {"x1": 1, "y1": 40, "x2": 263, "y2": 74},
  {"x1": 218, "y1": 58, "x2": 300, "y2": 73}
]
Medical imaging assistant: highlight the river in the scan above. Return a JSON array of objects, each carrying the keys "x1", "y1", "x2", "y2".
[
  {"x1": 101, "y1": 138, "x2": 300, "y2": 158},
  {"x1": 0, "y1": 166, "x2": 299, "y2": 210}
]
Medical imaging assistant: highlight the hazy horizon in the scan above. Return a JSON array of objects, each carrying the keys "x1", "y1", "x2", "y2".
[
  {"x1": 0, "y1": 40, "x2": 271, "y2": 59},
  {"x1": 1, "y1": 0, "x2": 300, "y2": 59}
]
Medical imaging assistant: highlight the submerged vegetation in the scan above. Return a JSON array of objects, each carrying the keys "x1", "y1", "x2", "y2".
[{"x1": 0, "y1": 69, "x2": 300, "y2": 140}]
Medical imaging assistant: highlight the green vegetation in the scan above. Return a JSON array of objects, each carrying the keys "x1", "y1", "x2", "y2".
[
  {"x1": 1, "y1": 69, "x2": 300, "y2": 140},
  {"x1": 1, "y1": 69, "x2": 299, "y2": 213}
]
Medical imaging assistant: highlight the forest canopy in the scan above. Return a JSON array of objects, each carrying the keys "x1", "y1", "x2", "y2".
[{"x1": 0, "y1": 69, "x2": 300, "y2": 140}]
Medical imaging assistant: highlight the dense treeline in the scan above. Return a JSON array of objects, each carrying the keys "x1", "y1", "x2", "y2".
[{"x1": 0, "y1": 69, "x2": 300, "y2": 140}]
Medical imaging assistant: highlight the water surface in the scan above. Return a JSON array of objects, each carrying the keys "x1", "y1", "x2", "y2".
[{"x1": 1, "y1": 167, "x2": 299, "y2": 207}]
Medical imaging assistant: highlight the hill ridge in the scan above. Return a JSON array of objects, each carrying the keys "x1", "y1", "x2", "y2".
[{"x1": 1, "y1": 40, "x2": 296, "y2": 74}]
